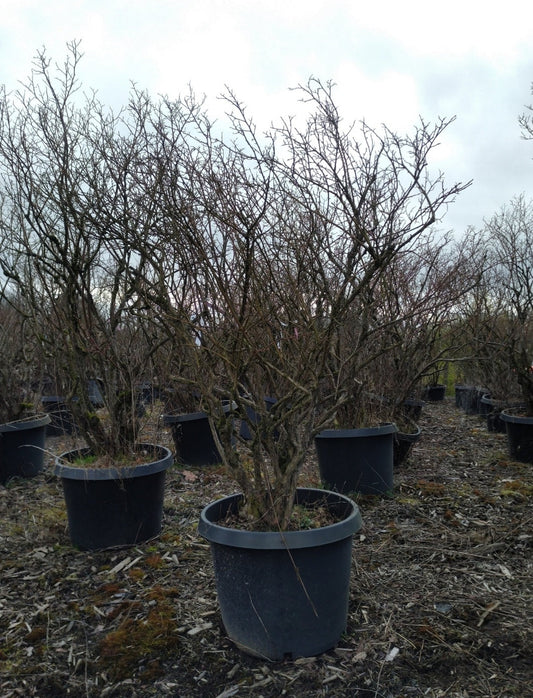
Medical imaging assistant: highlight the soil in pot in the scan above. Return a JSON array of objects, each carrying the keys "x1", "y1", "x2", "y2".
[
  {"x1": 198, "y1": 487, "x2": 362, "y2": 660},
  {"x1": 54, "y1": 444, "x2": 173, "y2": 550},
  {"x1": 0, "y1": 413, "x2": 51, "y2": 485},
  {"x1": 315, "y1": 423, "x2": 397, "y2": 495}
]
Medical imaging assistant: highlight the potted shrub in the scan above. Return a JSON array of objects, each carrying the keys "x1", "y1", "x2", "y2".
[
  {"x1": 421, "y1": 367, "x2": 447, "y2": 401},
  {"x1": 0, "y1": 296, "x2": 51, "y2": 484},
  {"x1": 459, "y1": 305, "x2": 524, "y2": 431},
  {"x1": 159, "y1": 351, "x2": 227, "y2": 467},
  {"x1": 314, "y1": 321, "x2": 399, "y2": 496},
  {"x1": 130, "y1": 79, "x2": 468, "y2": 657},
  {"x1": 317, "y1": 230, "x2": 480, "y2": 479},
  {"x1": 0, "y1": 44, "x2": 172, "y2": 547},
  {"x1": 457, "y1": 230, "x2": 527, "y2": 434},
  {"x1": 163, "y1": 399, "x2": 225, "y2": 467},
  {"x1": 479, "y1": 196, "x2": 533, "y2": 462}
]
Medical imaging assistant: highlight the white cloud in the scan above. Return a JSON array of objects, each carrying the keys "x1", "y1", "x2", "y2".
[
  {"x1": 0, "y1": 0, "x2": 532, "y2": 233},
  {"x1": 347, "y1": 0, "x2": 533, "y2": 63}
]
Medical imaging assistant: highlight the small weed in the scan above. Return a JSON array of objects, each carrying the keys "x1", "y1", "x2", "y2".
[
  {"x1": 145, "y1": 553, "x2": 164, "y2": 569},
  {"x1": 24, "y1": 626, "x2": 46, "y2": 644},
  {"x1": 72, "y1": 454, "x2": 97, "y2": 466},
  {"x1": 417, "y1": 480, "x2": 446, "y2": 496},
  {"x1": 499, "y1": 479, "x2": 533, "y2": 501},
  {"x1": 128, "y1": 567, "x2": 146, "y2": 581}
]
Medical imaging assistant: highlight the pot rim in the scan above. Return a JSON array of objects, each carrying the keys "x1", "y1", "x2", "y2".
[
  {"x1": 162, "y1": 410, "x2": 208, "y2": 424},
  {"x1": 500, "y1": 409, "x2": 533, "y2": 424},
  {"x1": 54, "y1": 443, "x2": 173, "y2": 481},
  {"x1": 395, "y1": 422, "x2": 421, "y2": 439},
  {"x1": 163, "y1": 401, "x2": 234, "y2": 425},
  {"x1": 403, "y1": 397, "x2": 425, "y2": 406},
  {"x1": 198, "y1": 487, "x2": 362, "y2": 550},
  {"x1": 0, "y1": 412, "x2": 51, "y2": 433},
  {"x1": 316, "y1": 422, "x2": 398, "y2": 439},
  {"x1": 480, "y1": 395, "x2": 524, "y2": 408}
]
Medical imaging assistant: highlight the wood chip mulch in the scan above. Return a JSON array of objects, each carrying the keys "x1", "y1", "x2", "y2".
[{"x1": 0, "y1": 398, "x2": 531, "y2": 697}]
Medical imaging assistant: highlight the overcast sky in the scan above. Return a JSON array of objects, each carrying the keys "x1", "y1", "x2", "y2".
[{"x1": 1, "y1": 0, "x2": 532, "y2": 235}]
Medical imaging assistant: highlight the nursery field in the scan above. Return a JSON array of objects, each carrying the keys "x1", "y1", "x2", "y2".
[{"x1": 0, "y1": 398, "x2": 531, "y2": 698}]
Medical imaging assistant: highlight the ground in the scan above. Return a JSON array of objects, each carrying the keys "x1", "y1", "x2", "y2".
[{"x1": 0, "y1": 398, "x2": 531, "y2": 697}]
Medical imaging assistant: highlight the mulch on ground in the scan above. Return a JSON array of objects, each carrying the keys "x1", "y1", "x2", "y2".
[{"x1": 0, "y1": 398, "x2": 531, "y2": 697}]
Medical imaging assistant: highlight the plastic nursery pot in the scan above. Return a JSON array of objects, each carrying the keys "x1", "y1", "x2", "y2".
[
  {"x1": 393, "y1": 423, "x2": 422, "y2": 467},
  {"x1": 478, "y1": 392, "x2": 492, "y2": 418},
  {"x1": 136, "y1": 381, "x2": 161, "y2": 405},
  {"x1": 401, "y1": 398, "x2": 425, "y2": 422},
  {"x1": 198, "y1": 487, "x2": 362, "y2": 661},
  {"x1": 470, "y1": 387, "x2": 489, "y2": 415},
  {"x1": 0, "y1": 413, "x2": 51, "y2": 485},
  {"x1": 454, "y1": 384, "x2": 466, "y2": 408},
  {"x1": 315, "y1": 423, "x2": 397, "y2": 495},
  {"x1": 162, "y1": 411, "x2": 224, "y2": 467},
  {"x1": 454, "y1": 385, "x2": 478, "y2": 414},
  {"x1": 163, "y1": 401, "x2": 235, "y2": 466},
  {"x1": 422, "y1": 384, "x2": 446, "y2": 402},
  {"x1": 54, "y1": 444, "x2": 173, "y2": 550},
  {"x1": 41, "y1": 396, "x2": 77, "y2": 436},
  {"x1": 481, "y1": 396, "x2": 525, "y2": 434},
  {"x1": 500, "y1": 410, "x2": 533, "y2": 464},
  {"x1": 481, "y1": 395, "x2": 505, "y2": 433},
  {"x1": 87, "y1": 378, "x2": 105, "y2": 408},
  {"x1": 239, "y1": 396, "x2": 278, "y2": 440}
]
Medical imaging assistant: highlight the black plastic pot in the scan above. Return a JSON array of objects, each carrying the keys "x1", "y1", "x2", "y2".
[
  {"x1": 422, "y1": 384, "x2": 446, "y2": 402},
  {"x1": 136, "y1": 381, "x2": 160, "y2": 405},
  {"x1": 87, "y1": 378, "x2": 105, "y2": 408},
  {"x1": 481, "y1": 395, "x2": 506, "y2": 432},
  {"x1": 480, "y1": 396, "x2": 525, "y2": 433},
  {"x1": 41, "y1": 396, "x2": 77, "y2": 436},
  {"x1": 0, "y1": 413, "x2": 51, "y2": 485},
  {"x1": 500, "y1": 410, "x2": 533, "y2": 464},
  {"x1": 454, "y1": 384, "x2": 466, "y2": 408},
  {"x1": 315, "y1": 423, "x2": 397, "y2": 495},
  {"x1": 163, "y1": 411, "x2": 223, "y2": 466},
  {"x1": 54, "y1": 444, "x2": 173, "y2": 550},
  {"x1": 454, "y1": 385, "x2": 478, "y2": 414},
  {"x1": 393, "y1": 423, "x2": 421, "y2": 467},
  {"x1": 466, "y1": 387, "x2": 482, "y2": 414},
  {"x1": 402, "y1": 398, "x2": 424, "y2": 422},
  {"x1": 475, "y1": 388, "x2": 490, "y2": 414},
  {"x1": 239, "y1": 396, "x2": 278, "y2": 440},
  {"x1": 478, "y1": 392, "x2": 492, "y2": 418},
  {"x1": 198, "y1": 487, "x2": 362, "y2": 660}
]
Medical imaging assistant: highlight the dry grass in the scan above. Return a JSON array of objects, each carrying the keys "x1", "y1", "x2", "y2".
[{"x1": 0, "y1": 399, "x2": 531, "y2": 697}]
